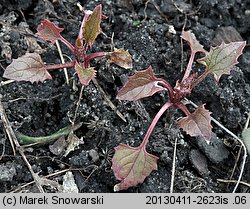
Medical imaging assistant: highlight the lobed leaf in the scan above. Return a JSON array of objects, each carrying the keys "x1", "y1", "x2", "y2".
[
  {"x1": 82, "y1": 4, "x2": 102, "y2": 48},
  {"x1": 3, "y1": 53, "x2": 52, "y2": 83},
  {"x1": 177, "y1": 104, "x2": 212, "y2": 142},
  {"x1": 108, "y1": 48, "x2": 132, "y2": 69},
  {"x1": 36, "y1": 19, "x2": 64, "y2": 44},
  {"x1": 112, "y1": 144, "x2": 158, "y2": 191},
  {"x1": 181, "y1": 30, "x2": 206, "y2": 54},
  {"x1": 198, "y1": 41, "x2": 246, "y2": 82},
  {"x1": 116, "y1": 66, "x2": 165, "y2": 101},
  {"x1": 74, "y1": 61, "x2": 96, "y2": 86}
]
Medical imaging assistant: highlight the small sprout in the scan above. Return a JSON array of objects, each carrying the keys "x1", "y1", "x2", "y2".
[
  {"x1": 112, "y1": 30, "x2": 246, "y2": 190},
  {"x1": 3, "y1": 4, "x2": 132, "y2": 87}
]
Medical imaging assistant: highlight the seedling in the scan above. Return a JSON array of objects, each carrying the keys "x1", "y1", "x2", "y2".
[
  {"x1": 3, "y1": 4, "x2": 132, "y2": 86},
  {"x1": 112, "y1": 30, "x2": 246, "y2": 191}
]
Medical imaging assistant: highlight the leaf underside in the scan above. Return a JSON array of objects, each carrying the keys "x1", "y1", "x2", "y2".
[
  {"x1": 181, "y1": 30, "x2": 205, "y2": 54},
  {"x1": 112, "y1": 144, "x2": 158, "y2": 191},
  {"x1": 198, "y1": 41, "x2": 246, "y2": 82},
  {"x1": 82, "y1": 4, "x2": 102, "y2": 48},
  {"x1": 177, "y1": 104, "x2": 212, "y2": 142},
  {"x1": 116, "y1": 66, "x2": 165, "y2": 101},
  {"x1": 74, "y1": 61, "x2": 96, "y2": 86},
  {"x1": 36, "y1": 19, "x2": 64, "y2": 44},
  {"x1": 108, "y1": 48, "x2": 133, "y2": 69},
  {"x1": 3, "y1": 53, "x2": 52, "y2": 83}
]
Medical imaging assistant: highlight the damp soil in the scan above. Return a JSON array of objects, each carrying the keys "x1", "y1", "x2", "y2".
[{"x1": 0, "y1": 0, "x2": 250, "y2": 193}]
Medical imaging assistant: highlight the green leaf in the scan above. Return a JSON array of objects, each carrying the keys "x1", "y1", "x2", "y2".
[
  {"x1": 116, "y1": 66, "x2": 165, "y2": 101},
  {"x1": 177, "y1": 104, "x2": 212, "y2": 142},
  {"x1": 74, "y1": 62, "x2": 96, "y2": 86},
  {"x1": 198, "y1": 41, "x2": 246, "y2": 82},
  {"x1": 82, "y1": 4, "x2": 102, "y2": 48},
  {"x1": 3, "y1": 53, "x2": 52, "y2": 83},
  {"x1": 112, "y1": 144, "x2": 158, "y2": 191}
]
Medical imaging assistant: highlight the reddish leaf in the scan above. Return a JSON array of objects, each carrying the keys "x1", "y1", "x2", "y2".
[
  {"x1": 108, "y1": 48, "x2": 132, "y2": 69},
  {"x1": 198, "y1": 41, "x2": 246, "y2": 82},
  {"x1": 116, "y1": 66, "x2": 165, "y2": 101},
  {"x1": 74, "y1": 61, "x2": 96, "y2": 86},
  {"x1": 82, "y1": 4, "x2": 102, "y2": 48},
  {"x1": 181, "y1": 30, "x2": 206, "y2": 54},
  {"x1": 112, "y1": 144, "x2": 158, "y2": 191},
  {"x1": 177, "y1": 104, "x2": 212, "y2": 142},
  {"x1": 36, "y1": 19, "x2": 64, "y2": 44},
  {"x1": 3, "y1": 53, "x2": 52, "y2": 83}
]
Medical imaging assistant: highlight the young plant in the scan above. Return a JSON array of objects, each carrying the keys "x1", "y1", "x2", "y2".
[
  {"x1": 3, "y1": 4, "x2": 132, "y2": 86},
  {"x1": 112, "y1": 30, "x2": 246, "y2": 191}
]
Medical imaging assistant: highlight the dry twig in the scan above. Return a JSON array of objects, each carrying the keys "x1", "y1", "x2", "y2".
[
  {"x1": 55, "y1": 40, "x2": 69, "y2": 85},
  {"x1": 92, "y1": 78, "x2": 127, "y2": 122},
  {"x1": 0, "y1": 97, "x2": 46, "y2": 192}
]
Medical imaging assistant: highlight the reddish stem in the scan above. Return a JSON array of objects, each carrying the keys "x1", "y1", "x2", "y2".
[
  {"x1": 176, "y1": 102, "x2": 191, "y2": 116},
  {"x1": 85, "y1": 52, "x2": 107, "y2": 67},
  {"x1": 45, "y1": 61, "x2": 75, "y2": 70},
  {"x1": 60, "y1": 36, "x2": 75, "y2": 53},
  {"x1": 191, "y1": 70, "x2": 209, "y2": 89},
  {"x1": 181, "y1": 51, "x2": 195, "y2": 83},
  {"x1": 160, "y1": 80, "x2": 174, "y2": 101},
  {"x1": 139, "y1": 101, "x2": 173, "y2": 148}
]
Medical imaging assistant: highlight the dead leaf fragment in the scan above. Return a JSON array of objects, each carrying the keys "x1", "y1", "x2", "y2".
[{"x1": 108, "y1": 48, "x2": 132, "y2": 69}]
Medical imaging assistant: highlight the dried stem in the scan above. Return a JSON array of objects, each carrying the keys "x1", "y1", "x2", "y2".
[
  {"x1": 56, "y1": 40, "x2": 69, "y2": 85},
  {"x1": 170, "y1": 137, "x2": 178, "y2": 193},
  {"x1": 0, "y1": 97, "x2": 44, "y2": 192}
]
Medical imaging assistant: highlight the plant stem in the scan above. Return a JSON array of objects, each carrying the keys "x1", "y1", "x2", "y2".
[
  {"x1": 16, "y1": 123, "x2": 82, "y2": 145},
  {"x1": 85, "y1": 52, "x2": 107, "y2": 67},
  {"x1": 181, "y1": 51, "x2": 195, "y2": 83},
  {"x1": 60, "y1": 36, "x2": 75, "y2": 53},
  {"x1": 45, "y1": 61, "x2": 75, "y2": 71},
  {"x1": 177, "y1": 102, "x2": 191, "y2": 116},
  {"x1": 160, "y1": 80, "x2": 174, "y2": 101},
  {"x1": 139, "y1": 102, "x2": 172, "y2": 148},
  {"x1": 191, "y1": 70, "x2": 210, "y2": 89}
]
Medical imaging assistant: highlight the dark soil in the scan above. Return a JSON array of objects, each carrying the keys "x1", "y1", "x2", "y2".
[{"x1": 0, "y1": 0, "x2": 249, "y2": 193}]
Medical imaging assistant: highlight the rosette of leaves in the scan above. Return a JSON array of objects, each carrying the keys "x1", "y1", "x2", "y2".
[
  {"x1": 3, "y1": 4, "x2": 132, "y2": 86},
  {"x1": 112, "y1": 30, "x2": 246, "y2": 191}
]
